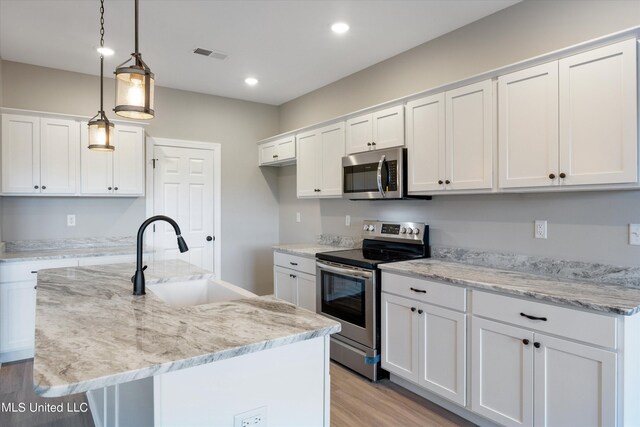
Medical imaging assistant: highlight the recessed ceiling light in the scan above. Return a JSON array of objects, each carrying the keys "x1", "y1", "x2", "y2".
[
  {"x1": 96, "y1": 46, "x2": 114, "y2": 56},
  {"x1": 245, "y1": 77, "x2": 258, "y2": 86},
  {"x1": 331, "y1": 22, "x2": 350, "y2": 34}
]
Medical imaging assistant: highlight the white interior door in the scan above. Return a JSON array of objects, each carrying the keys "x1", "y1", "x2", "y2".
[{"x1": 153, "y1": 145, "x2": 215, "y2": 273}]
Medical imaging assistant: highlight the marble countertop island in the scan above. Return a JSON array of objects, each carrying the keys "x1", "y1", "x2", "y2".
[
  {"x1": 34, "y1": 260, "x2": 340, "y2": 397},
  {"x1": 0, "y1": 237, "x2": 137, "y2": 263},
  {"x1": 380, "y1": 258, "x2": 640, "y2": 316}
]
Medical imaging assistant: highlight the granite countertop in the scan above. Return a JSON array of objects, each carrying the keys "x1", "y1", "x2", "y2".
[
  {"x1": 272, "y1": 243, "x2": 350, "y2": 258},
  {"x1": 34, "y1": 260, "x2": 340, "y2": 398},
  {"x1": 379, "y1": 258, "x2": 640, "y2": 316},
  {"x1": 0, "y1": 237, "x2": 138, "y2": 263}
]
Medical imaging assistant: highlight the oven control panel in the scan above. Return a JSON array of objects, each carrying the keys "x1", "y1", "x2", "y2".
[{"x1": 362, "y1": 220, "x2": 427, "y2": 242}]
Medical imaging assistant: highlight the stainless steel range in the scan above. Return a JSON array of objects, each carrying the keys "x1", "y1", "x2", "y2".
[{"x1": 316, "y1": 220, "x2": 429, "y2": 381}]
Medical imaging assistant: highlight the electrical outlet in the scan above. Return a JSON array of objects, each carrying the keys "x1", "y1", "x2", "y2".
[
  {"x1": 67, "y1": 214, "x2": 76, "y2": 227},
  {"x1": 296, "y1": 212, "x2": 301, "y2": 223},
  {"x1": 234, "y1": 406, "x2": 267, "y2": 427},
  {"x1": 345, "y1": 215, "x2": 351, "y2": 226},
  {"x1": 630, "y1": 224, "x2": 640, "y2": 245},
  {"x1": 534, "y1": 220, "x2": 547, "y2": 239}
]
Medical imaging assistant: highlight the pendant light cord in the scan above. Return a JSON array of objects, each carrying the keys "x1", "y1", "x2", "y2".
[
  {"x1": 134, "y1": 0, "x2": 139, "y2": 55},
  {"x1": 99, "y1": 0, "x2": 106, "y2": 116}
]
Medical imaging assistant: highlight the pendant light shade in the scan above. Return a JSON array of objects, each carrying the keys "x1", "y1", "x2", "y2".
[
  {"x1": 88, "y1": 0, "x2": 115, "y2": 151},
  {"x1": 114, "y1": 0, "x2": 155, "y2": 119}
]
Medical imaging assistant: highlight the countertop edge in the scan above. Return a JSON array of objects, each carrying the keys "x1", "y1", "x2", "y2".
[
  {"x1": 34, "y1": 323, "x2": 341, "y2": 398},
  {"x1": 379, "y1": 263, "x2": 638, "y2": 316}
]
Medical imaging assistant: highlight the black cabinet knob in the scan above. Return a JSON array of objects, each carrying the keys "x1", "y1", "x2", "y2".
[
  {"x1": 41, "y1": 185, "x2": 46, "y2": 190},
  {"x1": 534, "y1": 342, "x2": 541, "y2": 348},
  {"x1": 549, "y1": 173, "x2": 556, "y2": 179},
  {"x1": 114, "y1": 187, "x2": 118, "y2": 191},
  {"x1": 108, "y1": 187, "x2": 112, "y2": 190},
  {"x1": 367, "y1": 142, "x2": 372, "y2": 146},
  {"x1": 371, "y1": 142, "x2": 376, "y2": 146},
  {"x1": 445, "y1": 180, "x2": 451, "y2": 184},
  {"x1": 438, "y1": 180, "x2": 443, "y2": 185},
  {"x1": 410, "y1": 307, "x2": 416, "y2": 312},
  {"x1": 34, "y1": 185, "x2": 39, "y2": 189},
  {"x1": 206, "y1": 236, "x2": 213, "y2": 242},
  {"x1": 522, "y1": 339, "x2": 530, "y2": 345},
  {"x1": 417, "y1": 309, "x2": 424, "y2": 314},
  {"x1": 559, "y1": 172, "x2": 566, "y2": 179}
]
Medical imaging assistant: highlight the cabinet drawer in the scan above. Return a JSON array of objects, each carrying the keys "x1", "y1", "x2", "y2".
[
  {"x1": 0, "y1": 258, "x2": 78, "y2": 283},
  {"x1": 472, "y1": 290, "x2": 617, "y2": 349},
  {"x1": 382, "y1": 272, "x2": 466, "y2": 312},
  {"x1": 273, "y1": 252, "x2": 316, "y2": 275}
]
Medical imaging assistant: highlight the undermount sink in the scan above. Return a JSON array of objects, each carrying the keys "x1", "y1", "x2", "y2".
[{"x1": 147, "y1": 278, "x2": 256, "y2": 307}]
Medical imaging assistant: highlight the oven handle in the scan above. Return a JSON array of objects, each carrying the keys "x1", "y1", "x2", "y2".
[
  {"x1": 316, "y1": 261, "x2": 373, "y2": 279},
  {"x1": 376, "y1": 154, "x2": 386, "y2": 198}
]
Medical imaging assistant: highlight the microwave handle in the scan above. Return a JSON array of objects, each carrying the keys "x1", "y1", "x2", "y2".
[{"x1": 376, "y1": 155, "x2": 386, "y2": 198}]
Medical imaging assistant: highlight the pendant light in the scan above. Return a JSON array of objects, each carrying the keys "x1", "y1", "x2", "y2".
[
  {"x1": 88, "y1": 0, "x2": 115, "y2": 151},
  {"x1": 114, "y1": 0, "x2": 155, "y2": 119}
]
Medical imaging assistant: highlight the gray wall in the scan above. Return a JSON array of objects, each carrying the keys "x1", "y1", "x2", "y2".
[
  {"x1": 1, "y1": 61, "x2": 280, "y2": 295},
  {"x1": 277, "y1": 0, "x2": 640, "y2": 268}
]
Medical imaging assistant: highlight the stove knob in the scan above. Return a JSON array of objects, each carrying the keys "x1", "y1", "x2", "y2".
[
  {"x1": 413, "y1": 228, "x2": 420, "y2": 235},
  {"x1": 406, "y1": 227, "x2": 413, "y2": 234},
  {"x1": 400, "y1": 227, "x2": 406, "y2": 234},
  {"x1": 368, "y1": 225, "x2": 375, "y2": 232}
]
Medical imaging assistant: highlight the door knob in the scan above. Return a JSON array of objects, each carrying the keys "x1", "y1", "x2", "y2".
[{"x1": 206, "y1": 236, "x2": 214, "y2": 242}]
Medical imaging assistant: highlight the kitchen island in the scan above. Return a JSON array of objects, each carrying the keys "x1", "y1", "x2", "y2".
[{"x1": 33, "y1": 260, "x2": 340, "y2": 427}]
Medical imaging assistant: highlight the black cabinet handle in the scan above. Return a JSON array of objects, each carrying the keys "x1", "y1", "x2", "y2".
[
  {"x1": 445, "y1": 180, "x2": 451, "y2": 184},
  {"x1": 559, "y1": 172, "x2": 566, "y2": 179},
  {"x1": 206, "y1": 236, "x2": 213, "y2": 242},
  {"x1": 549, "y1": 173, "x2": 556, "y2": 179},
  {"x1": 34, "y1": 286, "x2": 37, "y2": 290},
  {"x1": 534, "y1": 342, "x2": 541, "y2": 348},
  {"x1": 289, "y1": 274, "x2": 297, "y2": 279},
  {"x1": 520, "y1": 312, "x2": 547, "y2": 321},
  {"x1": 34, "y1": 185, "x2": 39, "y2": 189},
  {"x1": 410, "y1": 287, "x2": 426, "y2": 293},
  {"x1": 438, "y1": 180, "x2": 443, "y2": 185},
  {"x1": 410, "y1": 307, "x2": 416, "y2": 312},
  {"x1": 290, "y1": 262, "x2": 298, "y2": 266},
  {"x1": 31, "y1": 271, "x2": 37, "y2": 274},
  {"x1": 522, "y1": 339, "x2": 530, "y2": 345},
  {"x1": 417, "y1": 309, "x2": 423, "y2": 314}
]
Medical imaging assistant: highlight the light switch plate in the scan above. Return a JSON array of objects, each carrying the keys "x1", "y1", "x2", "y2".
[
  {"x1": 67, "y1": 214, "x2": 76, "y2": 227},
  {"x1": 345, "y1": 215, "x2": 351, "y2": 226},
  {"x1": 629, "y1": 224, "x2": 640, "y2": 245},
  {"x1": 296, "y1": 212, "x2": 301, "y2": 223}
]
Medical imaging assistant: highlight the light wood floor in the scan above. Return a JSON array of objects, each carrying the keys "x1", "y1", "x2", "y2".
[
  {"x1": 0, "y1": 359, "x2": 95, "y2": 427},
  {"x1": 1, "y1": 359, "x2": 474, "y2": 427},
  {"x1": 331, "y1": 362, "x2": 475, "y2": 427}
]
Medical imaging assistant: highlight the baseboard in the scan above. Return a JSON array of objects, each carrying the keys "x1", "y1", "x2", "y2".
[
  {"x1": 389, "y1": 374, "x2": 499, "y2": 427},
  {"x1": 0, "y1": 348, "x2": 33, "y2": 363}
]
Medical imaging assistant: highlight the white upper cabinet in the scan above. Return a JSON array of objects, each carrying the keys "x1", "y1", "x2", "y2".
[
  {"x1": 558, "y1": 39, "x2": 637, "y2": 186},
  {"x1": 258, "y1": 135, "x2": 296, "y2": 166},
  {"x1": 407, "y1": 80, "x2": 493, "y2": 194},
  {"x1": 346, "y1": 105, "x2": 404, "y2": 154},
  {"x1": 1, "y1": 114, "x2": 78, "y2": 195},
  {"x1": 297, "y1": 122, "x2": 345, "y2": 198},
  {"x1": 80, "y1": 122, "x2": 145, "y2": 196},
  {"x1": 498, "y1": 62, "x2": 559, "y2": 188},
  {"x1": 406, "y1": 93, "x2": 446, "y2": 193},
  {"x1": 499, "y1": 39, "x2": 638, "y2": 189}
]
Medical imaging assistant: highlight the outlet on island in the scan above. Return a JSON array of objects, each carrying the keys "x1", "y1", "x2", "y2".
[{"x1": 234, "y1": 406, "x2": 267, "y2": 427}]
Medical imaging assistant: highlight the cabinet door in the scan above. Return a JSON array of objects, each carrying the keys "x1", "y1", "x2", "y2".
[
  {"x1": 499, "y1": 62, "x2": 559, "y2": 189},
  {"x1": 296, "y1": 129, "x2": 320, "y2": 198},
  {"x1": 372, "y1": 105, "x2": 405, "y2": 150},
  {"x1": 445, "y1": 80, "x2": 493, "y2": 190},
  {"x1": 533, "y1": 333, "x2": 616, "y2": 427},
  {"x1": 276, "y1": 136, "x2": 296, "y2": 161},
  {"x1": 296, "y1": 272, "x2": 316, "y2": 312},
  {"x1": 0, "y1": 281, "x2": 36, "y2": 356},
  {"x1": 274, "y1": 266, "x2": 297, "y2": 305},
  {"x1": 346, "y1": 114, "x2": 373, "y2": 154},
  {"x1": 1, "y1": 114, "x2": 40, "y2": 194},
  {"x1": 40, "y1": 117, "x2": 79, "y2": 195},
  {"x1": 381, "y1": 293, "x2": 419, "y2": 383},
  {"x1": 419, "y1": 305, "x2": 466, "y2": 405},
  {"x1": 471, "y1": 317, "x2": 534, "y2": 427},
  {"x1": 259, "y1": 142, "x2": 277, "y2": 165},
  {"x1": 406, "y1": 94, "x2": 446, "y2": 193},
  {"x1": 319, "y1": 122, "x2": 345, "y2": 197},
  {"x1": 559, "y1": 39, "x2": 637, "y2": 186},
  {"x1": 80, "y1": 121, "x2": 114, "y2": 195},
  {"x1": 113, "y1": 125, "x2": 145, "y2": 195}
]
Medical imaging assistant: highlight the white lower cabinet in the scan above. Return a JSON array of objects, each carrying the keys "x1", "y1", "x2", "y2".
[
  {"x1": 381, "y1": 273, "x2": 467, "y2": 405},
  {"x1": 471, "y1": 291, "x2": 618, "y2": 427},
  {"x1": 273, "y1": 252, "x2": 317, "y2": 312}
]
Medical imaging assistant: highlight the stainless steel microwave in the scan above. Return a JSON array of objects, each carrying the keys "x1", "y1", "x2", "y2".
[{"x1": 342, "y1": 147, "x2": 407, "y2": 200}]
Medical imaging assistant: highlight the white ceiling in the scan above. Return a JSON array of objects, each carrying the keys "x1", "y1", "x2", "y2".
[{"x1": 0, "y1": 0, "x2": 519, "y2": 106}]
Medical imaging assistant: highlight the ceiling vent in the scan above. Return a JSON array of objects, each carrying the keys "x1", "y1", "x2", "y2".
[{"x1": 193, "y1": 47, "x2": 229, "y2": 60}]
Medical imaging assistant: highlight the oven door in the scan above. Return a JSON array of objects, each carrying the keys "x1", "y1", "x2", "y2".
[{"x1": 316, "y1": 261, "x2": 375, "y2": 348}]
